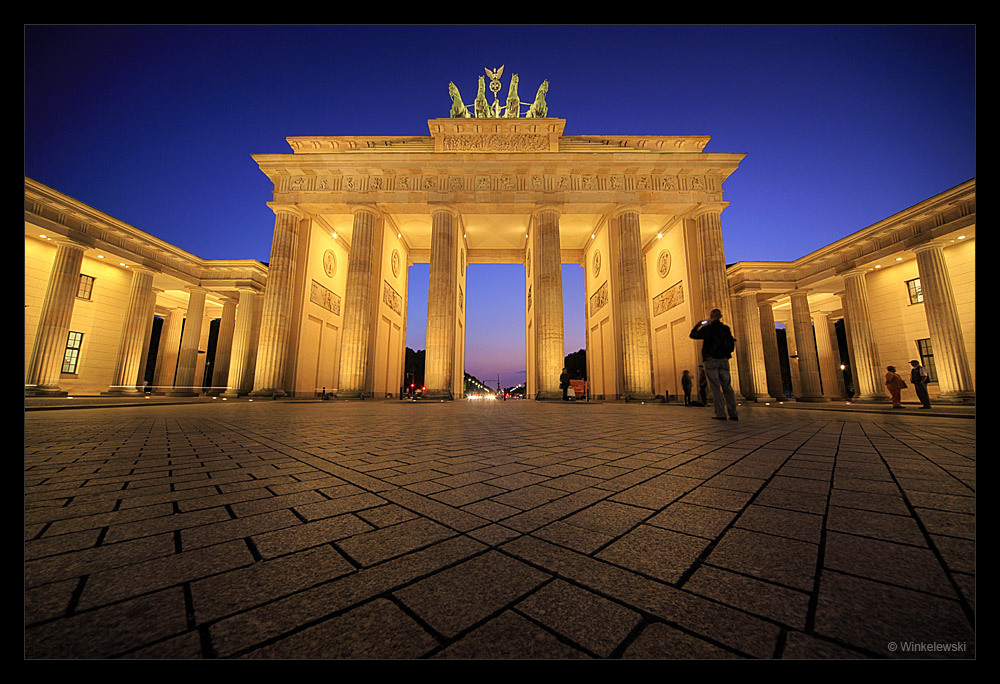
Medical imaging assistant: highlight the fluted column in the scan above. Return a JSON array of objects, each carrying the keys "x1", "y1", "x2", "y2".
[
  {"x1": 209, "y1": 297, "x2": 238, "y2": 394},
  {"x1": 912, "y1": 241, "x2": 975, "y2": 402},
  {"x1": 610, "y1": 208, "x2": 654, "y2": 399},
  {"x1": 532, "y1": 207, "x2": 565, "y2": 400},
  {"x1": 759, "y1": 302, "x2": 786, "y2": 400},
  {"x1": 813, "y1": 311, "x2": 840, "y2": 399},
  {"x1": 153, "y1": 308, "x2": 183, "y2": 391},
  {"x1": 252, "y1": 208, "x2": 305, "y2": 397},
  {"x1": 337, "y1": 207, "x2": 383, "y2": 397},
  {"x1": 735, "y1": 291, "x2": 768, "y2": 401},
  {"x1": 841, "y1": 270, "x2": 885, "y2": 401},
  {"x1": 424, "y1": 208, "x2": 460, "y2": 399},
  {"x1": 695, "y1": 207, "x2": 739, "y2": 394},
  {"x1": 170, "y1": 288, "x2": 207, "y2": 396},
  {"x1": 224, "y1": 290, "x2": 261, "y2": 396},
  {"x1": 781, "y1": 315, "x2": 802, "y2": 398},
  {"x1": 107, "y1": 269, "x2": 156, "y2": 394},
  {"x1": 25, "y1": 242, "x2": 86, "y2": 395},
  {"x1": 789, "y1": 290, "x2": 826, "y2": 401}
]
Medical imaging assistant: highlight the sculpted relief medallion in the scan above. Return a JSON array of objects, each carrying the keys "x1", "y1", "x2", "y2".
[
  {"x1": 592, "y1": 250, "x2": 601, "y2": 278},
  {"x1": 391, "y1": 249, "x2": 401, "y2": 278},
  {"x1": 323, "y1": 249, "x2": 337, "y2": 278},
  {"x1": 461, "y1": 249, "x2": 466, "y2": 276},
  {"x1": 657, "y1": 249, "x2": 672, "y2": 279}
]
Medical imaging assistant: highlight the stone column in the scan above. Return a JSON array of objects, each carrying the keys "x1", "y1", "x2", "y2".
[
  {"x1": 694, "y1": 207, "x2": 740, "y2": 394},
  {"x1": 813, "y1": 311, "x2": 840, "y2": 399},
  {"x1": 610, "y1": 208, "x2": 654, "y2": 400},
  {"x1": 532, "y1": 207, "x2": 565, "y2": 400},
  {"x1": 424, "y1": 207, "x2": 460, "y2": 399},
  {"x1": 912, "y1": 241, "x2": 975, "y2": 403},
  {"x1": 107, "y1": 269, "x2": 156, "y2": 395},
  {"x1": 209, "y1": 297, "x2": 238, "y2": 395},
  {"x1": 224, "y1": 290, "x2": 261, "y2": 396},
  {"x1": 25, "y1": 242, "x2": 86, "y2": 396},
  {"x1": 758, "y1": 301, "x2": 786, "y2": 400},
  {"x1": 781, "y1": 315, "x2": 802, "y2": 398},
  {"x1": 153, "y1": 308, "x2": 183, "y2": 391},
  {"x1": 735, "y1": 291, "x2": 768, "y2": 401},
  {"x1": 841, "y1": 269, "x2": 885, "y2": 402},
  {"x1": 789, "y1": 290, "x2": 826, "y2": 401},
  {"x1": 338, "y1": 207, "x2": 383, "y2": 397},
  {"x1": 170, "y1": 288, "x2": 207, "y2": 396},
  {"x1": 252, "y1": 208, "x2": 304, "y2": 397}
]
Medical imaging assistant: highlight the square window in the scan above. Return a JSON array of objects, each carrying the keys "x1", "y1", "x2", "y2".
[
  {"x1": 906, "y1": 278, "x2": 923, "y2": 305},
  {"x1": 916, "y1": 338, "x2": 937, "y2": 383}
]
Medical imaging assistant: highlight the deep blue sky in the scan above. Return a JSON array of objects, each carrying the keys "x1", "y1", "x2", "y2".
[{"x1": 25, "y1": 25, "x2": 975, "y2": 388}]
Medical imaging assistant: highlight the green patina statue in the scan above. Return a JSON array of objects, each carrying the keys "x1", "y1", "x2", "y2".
[
  {"x1": 474, "y1": 76, "x2": 493, "y2": 119},
  {"x1": 451, "y1": 70, "x2": 548, "y2": 118},
  {"x1": 448, "y1": 82, "x2": 471, "y2": 118},
  {"x1": 526, "y1": 79, "x2": 549, "y2": 118},
  {"x1": 505, "y1": 74, "x2": 520, "y2": 118}
]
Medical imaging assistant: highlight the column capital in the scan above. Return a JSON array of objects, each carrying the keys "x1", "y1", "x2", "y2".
[
  {"x1": 266, "y1": 203, "x2": 307, "y2": 219},
  {"x1": 350, "y1": 203, "x2": 384, "y2": 220},
  {"x1": 910, "y1": 238, "x2": 949, "y2": 254},
  {"x1": 689, "y1": 202, "x2": 729, "y2": 220},
  {"x1": 428, "y1": 204, "x2": 460, "y2": 218},
  {"x1": 610, "y1": 205, "x2": 641, "y2": 219},
  {"x1": 530, "y1": 204, "x2": 563, "y2": 219}
]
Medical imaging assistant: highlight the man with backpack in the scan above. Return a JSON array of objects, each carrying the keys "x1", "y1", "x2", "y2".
[{"x1": 690, "y1": 309, "x2": 739, "y2": 421}]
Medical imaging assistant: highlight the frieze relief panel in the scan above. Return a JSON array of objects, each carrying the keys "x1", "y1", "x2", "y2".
[
  {"x1": 382, "y1": 280, "x2": 403, "y2": 316},
  {"x1": 279, "y1": 172, "x2": 718, "y2": 196},
  {"x1": 652, "y1": 282, "x2": 684, "y2": 317},
  {"x1": 590, "y1": 281, "x2": 609, "y2": 316},
  {"x1": 310, "y1": 280, "x2": 341, "y2": 315},
  {"x1": 442, "y1": 133, "x2": 549, "y2": 152}
]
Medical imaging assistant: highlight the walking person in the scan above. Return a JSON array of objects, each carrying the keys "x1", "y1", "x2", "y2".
[
  {"x1": 690, "y1": 309, "x2": 739, "y2": 421},
  {"x1": 681, "y1": 370, "x2": 693, "y2": 406},
  {"x1": 560, "y1": 367, "x2": 570, "y2": 401},
  {"x1": 885, "y1": 365, "x2": 907, "y2": 408},
  {"x1": 909, "y1": 360, "x2": 932, "y2": 409}
]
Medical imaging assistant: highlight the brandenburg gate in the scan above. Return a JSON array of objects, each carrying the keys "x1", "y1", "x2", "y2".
[{"x1": 248, "y1": 69, "x2": 744, "y2": 400}]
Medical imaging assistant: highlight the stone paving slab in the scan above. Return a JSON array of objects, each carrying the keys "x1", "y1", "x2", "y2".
[{"x1": 24, "y1": 400, "x2": 975, "y2": 659}]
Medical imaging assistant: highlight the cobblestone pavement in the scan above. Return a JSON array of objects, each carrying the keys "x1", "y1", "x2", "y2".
[{"x1": 24, "y1": 400, "x2": 975, "y2": 659}]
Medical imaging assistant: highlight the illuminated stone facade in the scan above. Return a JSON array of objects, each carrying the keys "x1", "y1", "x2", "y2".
[
  {"x1": 727, "y1": 179, "x2": 975, "y2": 403},
  {"x1": 25, "y1": 128, "x2": 975, "y2": 404}
]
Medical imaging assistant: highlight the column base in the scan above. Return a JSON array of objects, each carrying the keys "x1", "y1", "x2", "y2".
[
  {"x1": 249, "y1": 388, "x2": 286, "y2": 399},
  {"x1": 423, "y1": 389, "x2": 454, "y2": 400},
  {"x1": 534, "y1": 390, "x2": 565, "y2": 401},
  {"x1": 934, "y1": 392, "x2": 976, "y2": 405},
  {"x1": 794, "y1": 395, "x2": 830, "y2": 403},
  {"x1": 24, "y1": 386, "x2": 68, "y2": 397},
  {"x1": 102, "y1": 388, "x2": 143, "y2": 396},
  {"x1": 848, "y1": 394, "x2": 892, "y2": 403}
]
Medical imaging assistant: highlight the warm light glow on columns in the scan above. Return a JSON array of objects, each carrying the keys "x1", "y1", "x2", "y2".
[
  {"x1": 424, "y1": 207, "x2": 460, "y2": 399},
  {"x1": 209, "y1": 297, "x2": 238, "y2": 394},
  {"x1": 694, "y1": 207, "x2": 739, "y2": 394},
  {"x1": 531, "y1": 207, "x2": 565, "y2": 399},
  {"x1": 735, "y1": 290, "x2": 767, "y2": 400},
  {"x1": 841, "y1": 269, "x2": 885, "y2": 401},
  {"x1": 758, "y1": 302, "x2": 786, "y2": 400},
  {"x1": 108, "y1": 268, "x2": 156, "y2": 394},
  {"x1": 789, "y1": 290, "x2": 826, "y2": 401},
  {"x1": 609, "y1": 208, "x2": 654, "y2": 399},
  {"x1": 225, "y1": 290, "x2": 261, "y2": 396},
  {"x1": 252, "y1": 207, "x2": 305, "y2": 396},
  {"x1": 813, "y1": 311, "x2": 841, "y2": 398},
  {"x1": 912, "y1": 241, "x2": 975, "y2": 403},
  {"x1": 25, "y1": 242, "x2": 86, "y2": 395},
  {"x1": 170, "y1": 287, "x2": 207, "y2": 396},
  {"x1": 154, "y1": 308, "x2": 183, "y2": 389},
  {"x1": 338, "y1": 206, "x2": 384, "y2": 397}
]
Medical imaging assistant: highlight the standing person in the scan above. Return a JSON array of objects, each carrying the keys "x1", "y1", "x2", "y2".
[
  {"x1": 681, "y1": 370, "x2": 693, "y2": 406},
  {"x1": 690, "y1": 309, "x2": 739, "y2": 421},
  {"x1": 885, "y1": 365, "x2": 907, "y2": 408},
  {"x1": 697, "y1": 366, "x2": 708, "y2": 406},
  {"x1": 560, "y1": 367, "x2": 570, "y2": 401},
  {"x1": 909, "y1": 360, "x2": 932, "y2": 409}
]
